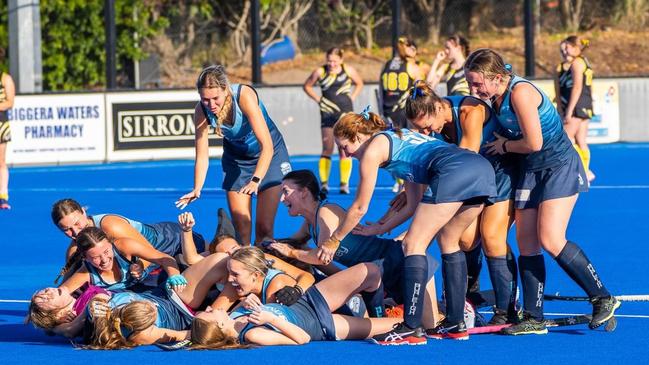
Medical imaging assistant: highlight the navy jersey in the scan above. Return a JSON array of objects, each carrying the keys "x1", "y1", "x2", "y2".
[
  {"x1": 493, "y1": 75, "x2": 573, "y2": 171},
  {"x1": 200, "y1": 84, "x2": 286, "y2": 158}
]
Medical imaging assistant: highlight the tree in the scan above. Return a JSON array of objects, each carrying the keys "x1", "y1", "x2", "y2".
[
  {"x1": 413, "y1": 0, "x2": 447, "y2": 44},
  {"x1": 559, "y1": 0, "x2": 584, "y2": 32}
]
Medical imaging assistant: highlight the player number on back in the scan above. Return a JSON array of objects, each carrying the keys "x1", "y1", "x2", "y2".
[{"x1": 382, "y1": 72, "x2": 410, "y2": 92}]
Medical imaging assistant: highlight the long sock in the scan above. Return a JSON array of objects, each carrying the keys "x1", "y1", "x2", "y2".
[
  {"x1": 339, "y1": 157, "x2": 352, "y2": 186},
  {"x1": 464, "y1": 243, "x2": 483, "y2": 295},
  {"x1": 573, "y1": 144, "x2": 587, "y2": 169},
  {"x1": 361, "y1": 281, "x2": 385, "y2": 318},
  {"x1": 555, "y1": 241, "x2": 610, "y2": 298},
  {"x1": 403, "y1": 255, "x2": 427, "y2": 329},
  {"x1": 486, "y1": 252, "x2": 518, "y2": 312},
  {"x1": 519, "y1": 255, "x2": 545, "y2": 320},
  {"x1": 581, "y1": 147, "x2": 591, "y2": 171},
  {"x1": 442, "y1": 251, "x2": 468, "y2": 324},
  {"x1": 318, "y1": 155, "x2": 331, "y2": 184}
]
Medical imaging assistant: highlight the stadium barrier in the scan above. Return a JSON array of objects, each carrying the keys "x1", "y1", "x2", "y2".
[{"x1": 5, "y1": 78, "x2": 638, "y2": 166}]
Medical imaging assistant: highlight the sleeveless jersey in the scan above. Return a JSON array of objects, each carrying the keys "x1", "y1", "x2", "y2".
[
  {"x1": 444, "y1": 95, "x2": 499, "y2": 147},
  {"x1": 91, "y1": 214, "x2": 157, "y2": 248},
  {"x1": 442, "y1": 64, "x2": 470, "y2": 96},
  {"x1": 378, "y1": 128, "x2": 457, "y2": 184},
  {"x1": 309, "y1": 201, "x2": 398, "y2": 268},
  {"x1": 494, "y1": 75, "x2": 572, "y2": 170},
  {"x1": 260, "y1": 268, "x2": 283, "y2": 304},
  {"x1": 317, "y1": 64, "x2": 353, "y2": 115},
  {"x1": 380, "y1": 57, "x2": 418, "y2": 112},
  {"x1": 83, "y1": 246, "x2": 153, "y2": 291},
  {"x1": 557, "y1": 56, "x2": 593, "y2": 111},
  {"x1": 200, "y1": 84, "x2": 285, "y2": 158},
  {"x1": 231, "y1": 303, "x2": 303, "y2": 344}
]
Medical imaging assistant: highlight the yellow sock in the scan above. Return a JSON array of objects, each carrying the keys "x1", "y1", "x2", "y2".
[
  {"x1": 319, "y1": 156, "x2": 332, "y2": 184},
  {"x1": 581, "y1": 147, "x2": 591, "y2": 171},
  {"x1": 0, "y1": 193, "x2": 7, "y2": 200},
  {"x1": 573, "y1": 144, "x2": 588, "y2": 171},
  {"x1": 340, "y1": 158, "x2": 352, "y2": 186}
]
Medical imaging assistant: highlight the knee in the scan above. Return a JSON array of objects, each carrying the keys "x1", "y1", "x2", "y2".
[
  {"x1": 361, "y1": 262, "x2": 382, "y2": 288},
  {"x1": 402, "y1": 240, "x2": 428, "y2": 256}
]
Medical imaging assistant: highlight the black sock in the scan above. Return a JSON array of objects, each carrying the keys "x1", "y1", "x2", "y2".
[
  {"x1": 403, "y1": 255, "x2": 427, "y2": 329},
  {"x1": 486, "y1": 251, "x2": 518, "y2": 312},
  {"x1": 361, "y1": 281, "x2": 385, "y2": 318},
  {"x1": 442, "y1": 251, "x2": 468, "y2": 324},
  {"x1": 519, "y1": 255, "x2": 545, "y2": 321},
  {"x1": 555, "y1": 241, "x2": 610, "y2": 298},
  {"x1": 464, "y1": 243, "x2": 483, "y2": 295}
]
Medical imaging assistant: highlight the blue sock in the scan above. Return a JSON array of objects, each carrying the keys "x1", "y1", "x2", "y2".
[
  {"x1": 403, "y1": 255, "x2": 427, "y2": 329},
  {"x1": 519, "y1": 255, "x2": 545, "y2": 320},
  {"x1": 555, "y1": 241, "x2": 610, "y2": 298},
  {"x1": 486, "y1": 251, "x2": 518, "y2": 312},
  {"x1": 442, "y1": 251, "x2": 468, "y2": 324},
  {"x1": 464, "y1": 243, "x2": 483, "y2": 295},
  {"x1": 361, "y1": 281, "x2": 385, "y2": 318}
]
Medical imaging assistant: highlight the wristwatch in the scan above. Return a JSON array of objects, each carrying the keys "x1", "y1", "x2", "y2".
[{"x1": 251, "y1": 176, "x2": 261, "y2": 183}]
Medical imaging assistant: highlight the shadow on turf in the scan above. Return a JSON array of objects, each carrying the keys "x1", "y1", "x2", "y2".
[{"x1": 0, "y1": 323, "x2": 72, "y2": 346}]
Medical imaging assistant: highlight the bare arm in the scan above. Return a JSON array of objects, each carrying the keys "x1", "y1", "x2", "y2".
[
  {"x1": 239, "y1": 85, "x2": 274, "y2": 191},
  {"x1": 177, "y1": 212, "x2": 205, "y2": 265},
  {"x1": 564, "y1": 58, "x2": 586, "y2": 119},
  {"x1": 245, "y1": 313, "x2": 310, "y2": 345},
  {"x1": 303, "y1": 68, "x2": 322, "y2": 103},
  {"x1": 130, "y1": 325, "x2": 190, "y2": 345},
  {"x1": 554, "y1": 64, "x2": 564, "y2": 116},
  {"x1": 458, "y1": 99, "x2": 487, "y2": 152},
  {"x1": 0, "y1": 73, "x2": 15, "y2": 111},
  {"x1": 176, "y1": 104, "x2": 210, "y2": 209},
  {"x1": 60, "y1": 267, "x2": 90, "y2": 293},
  {"x1": 363, "y1": 181, "x2": 424, "y2": 234},
  {"x1": 345, "y1": 65, "x2": 364, "y2": 101},
  {"x1": 265, "y1": 253, "x2": 315, "y2": 292},
  {"x1": 114, "y1": 237, "x2": 181, "y2": 278}
]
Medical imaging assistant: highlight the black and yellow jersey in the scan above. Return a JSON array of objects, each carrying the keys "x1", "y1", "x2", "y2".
[
  {"x1": 380, "y1": 57, "x2": 419, "y2": 112},
  {"x1": 317, "y1": 64, "x2": 354, "y2": 118},
  {"x1": 0, "y1": 72, "x2": 7, "y2": 123},
  {"x1": 442, "y1": 64, "x2": 470, "y2": 96},
  {"x1": 557, "y1": 56, "x2": 593, "y2": 116}
]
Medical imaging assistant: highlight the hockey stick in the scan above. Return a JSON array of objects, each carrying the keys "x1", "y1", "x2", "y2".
[{"x1": 545, "y1": 293, "x2": 649, "y2": 302}]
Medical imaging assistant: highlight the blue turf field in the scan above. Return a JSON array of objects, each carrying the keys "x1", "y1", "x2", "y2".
[{"x1": 1, "y1": 143, "x2": 648, "y2": 364}]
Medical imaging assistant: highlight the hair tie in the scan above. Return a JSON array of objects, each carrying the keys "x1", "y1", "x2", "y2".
[
  {"x1": 360, "y1": 105, "x2": 371, "y2": 120},
  {"x1": 504, "y1": 64, "x2": 513, "y2": 72},
  {"x1": 410, "y1": 86, "x2": 423, "y2": 100}
]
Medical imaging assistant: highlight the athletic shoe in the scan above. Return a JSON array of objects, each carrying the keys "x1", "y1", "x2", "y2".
[
  {"x1": 155, "y1": 339, "x2": 193, "y2": 351},
  {"x1": 426, "y1": 319, "x2": 469, "y2": 340},
  {"x1": 488, "y1": 307, "x2": 521, "y2": 326},
  {"x1": 385, "y1": 304, "x2": 404, "y2": 318},
  {"x1": 369, "y1": 322, "x2": 427, "y2": 345},
  {"x1": 339, "y1": 184, "x2": 350, "y2": 195},
  {"x1": 590, "y1": 296, "x2": 620, "y2": 329},
  {"x1": 500, "y1": 313, "x2": 547, "y2": 335},
  {"x1": 0, "y1": 199, "x2": 10, "y2": 210},
  {"x1": 321, "y1": 182, "x2": 329, "y2": 195}
]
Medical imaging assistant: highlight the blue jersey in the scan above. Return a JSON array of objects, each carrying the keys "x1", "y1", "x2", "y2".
[
  {"x1": 84, "y1": 246, "x2": 154, "y2": 291},
  {"x1": 309, "y1": 201, "x2": 402, "y2": 268},
  {"x1": 92, "y1": 214, "x2": 157, "y2": 247},
  {"x1": 201, "y1": 84, "x2": 286, "y2": 158},
  {"x1": 378, "y1": 129, "x2": 459, "y2": 184},
  {"x1": 230, "y1": 303, "x2": 303, "y2": 344},
  {"x1": 101, "y1": 289, "x2": 192, "y2": 334},
  {"x1": 493, "y1": 75, "x2": 572, "y2": 171},
  {"x1": 445, "y1": 95, "x2": 500, "y2": 146},
  {"x1": 260, "y1": 268, "x2": 283, "y2": 304}
]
